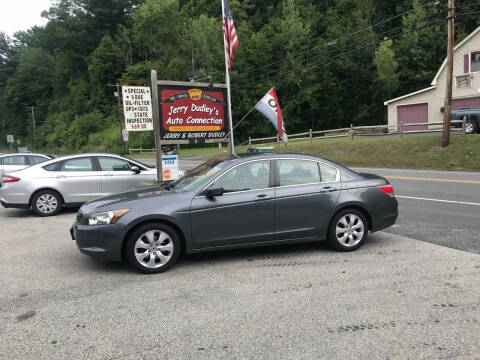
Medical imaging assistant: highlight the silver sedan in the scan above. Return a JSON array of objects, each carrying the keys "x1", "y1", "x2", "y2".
[
  {"x1": 0, "y1": 153, "x2": 158, "y2": 216},
  {"x1": 0, "y1": 153, "x2": 53, "y2": 173}
]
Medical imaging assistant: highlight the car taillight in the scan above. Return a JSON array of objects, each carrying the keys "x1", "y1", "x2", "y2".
[
  {"x1": 378, "y1": 185, "x2": 394, "y2": 196},
  {"x1": 2, "y1": 175, "x2": 21, "y2": 183}
]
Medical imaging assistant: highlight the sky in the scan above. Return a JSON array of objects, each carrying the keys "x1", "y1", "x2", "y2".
[{"x1": 0, "y1": 0, "x2": 53, "y2": 37}]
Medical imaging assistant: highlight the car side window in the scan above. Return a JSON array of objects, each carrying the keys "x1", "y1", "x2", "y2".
[
  {"x1": 212, "y1": 160, "x2": 270, "y2": 193},
  {"x1": 60, "y1": 158, "x2": 94, "y2": 172},
  {"x1": 278, "y1": 159, "x2": 320, "y2": 186},
  {"x1": 2, "y1": 155, "x2": 27, "y2": 165},
  {"x1": 29, "y1": 155, "x2": 48, "y2": 165},
  {"x1": 319, "y1": 163, "x2": 338, "y2": 182},
  {"x1": 98, "y1": 157, "x2": 132, "y2": 171}
]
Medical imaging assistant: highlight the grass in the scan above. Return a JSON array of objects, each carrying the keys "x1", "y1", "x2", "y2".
[
  {"x1": 130, "y1": 145, "x2": 226, "y2": 159},
  {"x1": 130, "y1": 135, "x2": 480, "y2": 171},
  {"x1": 249, "y1": 134, "x2": 480, "y2": 171}
]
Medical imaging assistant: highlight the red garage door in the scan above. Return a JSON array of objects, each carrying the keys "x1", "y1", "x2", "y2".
[
  {"x1": 397, "y1": 103, "x2": 428, "y2": 131},
  {"x1": 452, "y1": 97, "x2": 480, "y2": 109}
]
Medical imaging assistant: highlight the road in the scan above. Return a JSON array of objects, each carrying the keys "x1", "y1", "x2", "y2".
[
  {"x1": 350, "y1": 167, "x2": 480, "y2": 254},
  {"x1": 161, "y1": 157, "x2": 480, "y2": 254},
  {"x1": 1, "y1": 159, "x2": 479, "y2": 359},
  {"x1": 0, "y1": 206, "x2": 479, "y2": 359}
]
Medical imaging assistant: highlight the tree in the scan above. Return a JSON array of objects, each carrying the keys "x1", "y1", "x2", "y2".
[{"x1": 375, "y1": 38, "x2": 399, "y2": 98}]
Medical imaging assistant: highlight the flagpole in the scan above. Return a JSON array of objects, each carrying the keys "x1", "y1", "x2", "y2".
[{"x1": 221, "y1": 0, "x2": 235, "y2": 155}]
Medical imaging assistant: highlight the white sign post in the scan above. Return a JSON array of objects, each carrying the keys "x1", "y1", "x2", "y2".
[
  {"x1": 122, "y1": 129, "x2": 129, "y2": 142},
  {"x1": 6, "y1": 135, "x2": 14, "y2": 143},
  {"x1": 161, "y1": 154, "x2": 179, "y2": 181},
  {"x1": 122, "y1": 86, "x2": 153, "y2": 131}
]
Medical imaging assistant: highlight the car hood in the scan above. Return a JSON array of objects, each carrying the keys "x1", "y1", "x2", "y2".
[{"x1": 80, "y1": 185, "x2": 180, "y2": 214}]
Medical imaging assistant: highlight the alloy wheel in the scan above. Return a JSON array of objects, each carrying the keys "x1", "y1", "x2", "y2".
[
  {"x1": 465, "y1": 122, "x2": 474, "y2": 134},
  {"x1": 36, "y1": 194, "x2": 58, "y2": 214},
  {"x1": 335, "y1": 214, "x2": 365, "y2": 247},
  {"x1": 134, "y1": 230, "x2": 174, "y2": 269}
]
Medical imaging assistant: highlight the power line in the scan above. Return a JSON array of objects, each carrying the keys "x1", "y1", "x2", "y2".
[
  {"x1": 235, "y1": 11, "x2": 445, "y2": 88},
  {"x1": 234, "y1": 0, "x2": 446, "y2": 81},
  {"x1": 233, "y1": 12, "x2": 445, "y2": 88},
  {"x1": 234, "y1": 17, "x2": 444, "y2": 90}
]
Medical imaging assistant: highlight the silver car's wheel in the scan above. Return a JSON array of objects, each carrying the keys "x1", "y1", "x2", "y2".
[
  {"x1": 335, "y1": 214, "x2": 364, "y2": 247},
  {"x1": 134, "y1": 230, "x2": 174, "y2": 269},
  {"x1": 328, "y1": 209, "x2": 368, "y2": 251},
  {"x1": 126, "y1": 223, "x2": 181, "y2": 274},
  {"x1": 32, "y1": 190, "x2": 63, "y2": 216},
  {"x1": 36, "y1": 194, "x2": 58, "y2": 214}
]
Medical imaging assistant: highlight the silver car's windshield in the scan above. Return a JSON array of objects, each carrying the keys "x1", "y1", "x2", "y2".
[{"x1": 168, "y1": 156, "x2": 234, "y2": 192}]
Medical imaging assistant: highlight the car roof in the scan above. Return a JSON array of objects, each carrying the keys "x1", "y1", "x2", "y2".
[
  {"x1": 0, "y1": 153, "x2": 52, "y2": 158},
  {"x1": 452, "y1": 108, "x2": 480, "y2": 113},
  {"x1": 24, "y1": 153, "x2": 131, "y2": 168},
  {"x1": 232, "y1": 152, "x2": 349, "y2": 169}
]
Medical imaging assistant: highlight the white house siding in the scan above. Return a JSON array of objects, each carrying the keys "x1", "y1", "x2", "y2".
[{"x1": 386, "y1": 27, "x2": 480, "y2": 129}]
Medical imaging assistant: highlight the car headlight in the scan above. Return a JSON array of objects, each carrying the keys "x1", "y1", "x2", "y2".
[{"x1": 86, "y1": 209, "x2": 130, "y2": 225}]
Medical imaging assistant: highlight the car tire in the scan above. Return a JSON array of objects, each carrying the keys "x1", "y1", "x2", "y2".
[
  {"x1": 125, "y1": 223, "x2": 181, "y2": 274},
  {"x1": 327, "y1": 209, "x2": 368, "y2": 252},
  {"x1": 464, "y1": 121, "x2": 477, "y2": 134},
  {"x1": 32, "y1": 190, "x2": 63, "y2": 217}
]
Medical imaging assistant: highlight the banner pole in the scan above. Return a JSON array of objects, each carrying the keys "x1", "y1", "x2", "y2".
[
  {"x1": 222, "y1": 0, "x2": 235, "y2": 155},
  {"x1": 151, "y1": 70, "x2": 163, "y2": 182}
]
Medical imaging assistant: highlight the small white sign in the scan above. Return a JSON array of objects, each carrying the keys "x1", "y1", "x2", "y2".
[
  {"x1": 161, "y1": 154, "x2": 179, "y2": 181},
  {"x1": 6, "y1": 135, "x2": 14, "y2": 143},
  {"x1": 122, "y1": 129, "x2": 129, "y2": 142},
  {"x1": 122, "y1": 86, "x2": 153, "y2": 131}
]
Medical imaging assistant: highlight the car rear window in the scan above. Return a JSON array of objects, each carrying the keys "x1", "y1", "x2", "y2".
[
  {"x1": 1, "y1": 155, "x2": 27, "y2": 165},
  {"x1": 29, "y1": 155, "x2": 48, "y2": 165}
]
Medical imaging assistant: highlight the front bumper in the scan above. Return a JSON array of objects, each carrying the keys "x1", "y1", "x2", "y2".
[{"x1": 71, "y1": 221, "x2": 124, "y2": 261}]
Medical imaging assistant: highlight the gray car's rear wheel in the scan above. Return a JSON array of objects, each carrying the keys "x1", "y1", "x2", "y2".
[
  {"x1": 328, "y1": 209, "x2": 368, "y2": 251},
  {"x1": 125, "y1": 223, "x2": 181, "y2": 274},
  {"x1": 32, "y1": 190, "x2": 63, "y2": 216}
]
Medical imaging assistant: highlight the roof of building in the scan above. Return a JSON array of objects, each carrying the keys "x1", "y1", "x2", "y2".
[
  {"x1": 383, "y1": 86, "x2": 436, "y2": 106},
  {"x1": 384, "y1": 26, "x2": 480, "y2": 106},
  {"x1": 431, "y1": 26, "x2": 480, "y2": 86}
]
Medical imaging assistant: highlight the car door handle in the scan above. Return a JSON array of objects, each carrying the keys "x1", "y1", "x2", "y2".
[
  {"x1": 104, "y1": 174, "x2": 114, "y2": 177},
  {"x1": 320, "y1": 186, "x2": 338, "y2": 193},
  {"x1": 255, "y1": 194, "x2": 271, "y2": 200},
  {"x1": 55, "y1": 175, "x2": 66, "y2": 179}
]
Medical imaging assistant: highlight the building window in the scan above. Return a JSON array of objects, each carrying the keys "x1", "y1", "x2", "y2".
[
  {"x1": 471, "y1": 51, "x2": 480, "y2": 72},
  {"x1": 457, "y1": 75, "x2": 472, "y2": 88}
]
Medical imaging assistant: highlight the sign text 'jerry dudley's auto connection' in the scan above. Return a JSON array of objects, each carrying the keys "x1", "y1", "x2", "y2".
[{"x1": 122, "y1": 86, "x2": 153, "y2": 131}]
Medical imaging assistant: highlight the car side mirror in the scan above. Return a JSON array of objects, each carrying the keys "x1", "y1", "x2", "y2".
[
  {"x1": 131, "y1": 166, "x2": 141, "y2": 174},
  {"x1": 204, "y1": 186, "x2": 223, "y2": 197}
]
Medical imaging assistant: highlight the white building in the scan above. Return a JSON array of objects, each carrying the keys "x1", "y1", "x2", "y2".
[{"x1": 385, "y1": 27, "x2": 480, "y2": 130}]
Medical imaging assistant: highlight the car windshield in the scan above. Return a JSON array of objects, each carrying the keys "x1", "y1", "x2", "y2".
[
  {"x1": 125, "y1": 157, "x2": 154, "y2": 168},
  {"x1": 167, "y1": 156, "x2": 235, "y2": 192}
]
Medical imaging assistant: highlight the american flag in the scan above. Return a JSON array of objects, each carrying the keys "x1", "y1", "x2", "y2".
[{"x1": 223, "y1": 0, "x2": 238, "y2": 69}]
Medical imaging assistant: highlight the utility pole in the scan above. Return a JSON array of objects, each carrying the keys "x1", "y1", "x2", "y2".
[
  {"x1": 30, "y1": 107, "x2": 36, "y2": 132},
  {"x1": 442, "y1": 0, "x2": 455, "y2": 147},
  {"x1": 27, "y1": 106, "x2": 38, "y2": 133},
  {"x1": 108, "y1": 83, "x2": 126, "y2": 146},
  {"x1": 150, "y1": 70, "x2": 163, "y2": 182}
]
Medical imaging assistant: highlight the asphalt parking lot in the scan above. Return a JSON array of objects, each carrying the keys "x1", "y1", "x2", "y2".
[{"x1": 1, "y1": 161, "x2": 479, "y2": 359}]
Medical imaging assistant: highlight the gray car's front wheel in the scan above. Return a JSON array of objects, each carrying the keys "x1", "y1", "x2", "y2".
[
  {"x1": 125, "y1": 223, "x2": 181, "y2": 274},
  {"x1": 32, "y1": 190, "x2": 63, "y2": 216},
  {"x1": 328, "y1": 209, "x2": 368, "y2": 251}
]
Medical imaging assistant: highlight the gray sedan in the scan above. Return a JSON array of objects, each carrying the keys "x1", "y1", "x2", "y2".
[
  {"x1": 71, "y1": 153, "x2": 398, "y2": 274},
  {"x1": 0, "y1": 153, "x2": 157, "y2": 216}
]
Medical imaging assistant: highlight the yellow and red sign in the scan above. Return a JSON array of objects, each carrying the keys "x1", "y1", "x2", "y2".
[{"x1": 159, "y1": 85, "x2": 228, "y2": 143}]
